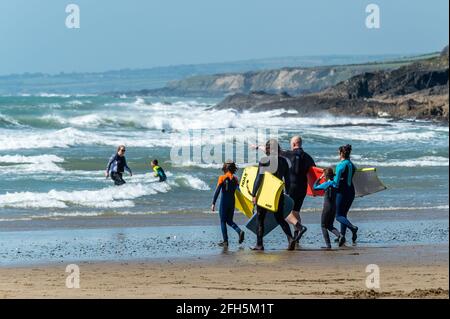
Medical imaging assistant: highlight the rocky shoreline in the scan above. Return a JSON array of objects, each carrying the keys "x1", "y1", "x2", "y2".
[{"x1": 215, "y1": 47, "x2": 449, "y2": 122}]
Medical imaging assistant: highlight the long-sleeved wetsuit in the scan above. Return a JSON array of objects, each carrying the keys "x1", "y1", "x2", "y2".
[
  {"x1": 281, "y1": 148, "x2": 316, "y2": 212},
  {"x1": 333, "y1": 159, "x2": 357, "y2": 236},
  {"x1": 252, "y1": 155, "x2": 292, "y2": 246},
  {"x1": 314, "y1": 179, "x2": 341, "y2": 246},
  {"x1": 212, "y1": 172, "x2": 242, "y2": 242},
  {"x1": 153, "y1": 165, "x2": 167, "y2": 182},
  {"x1": 106, "y1": 153, "x2": 132, "y2": 186}
]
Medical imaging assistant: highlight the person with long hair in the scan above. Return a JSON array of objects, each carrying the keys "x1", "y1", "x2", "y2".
[{"x1": 334, "y1": 144, "x2": 358, "y2": 246}]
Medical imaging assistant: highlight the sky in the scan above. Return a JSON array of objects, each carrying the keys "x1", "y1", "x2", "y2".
[{"x1": 0, "y1": 0, "x2": 448, "y2": 75}]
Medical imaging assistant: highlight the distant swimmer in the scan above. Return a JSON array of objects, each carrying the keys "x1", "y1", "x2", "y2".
[
  {"x1": 313, "y1": 167, "x2": 343, "y2": 249},
  {"x1": 105, "y1": 145, "x2": 133, "y2": 186},
  {"x1": 151, "y1": 159, "x2": 167, "y2": 182},
  {"x1": 334, "y1": 144, "x2": 358, "y2": 246},
  {"x1": 211, "y1": 160, "x2": 245, "y2": 248}
]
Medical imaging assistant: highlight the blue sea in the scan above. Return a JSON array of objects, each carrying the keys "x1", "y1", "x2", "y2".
[{"x1": 0, "y1": 94, "x2": 448, "y2": 265}]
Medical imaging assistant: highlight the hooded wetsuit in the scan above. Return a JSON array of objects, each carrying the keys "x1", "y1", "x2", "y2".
[
  {"x1": 314, "y1": 179, "x2": 341, "y2": 247},
  {"x1": 212, "y1": 172, "x2": 242, "y2": 242},
  {"x1": 252, "y1": 155, "x2": 292, "y2": 247},
  {"x1": 334, "y1": 159, "x2": 357, "y2": 236},
  {"x1": 281, "y1": 148, "x2": 315, "y2": 212},
  {"x1": 106, "y1": 153, "x2": 132, "y2": 186}
]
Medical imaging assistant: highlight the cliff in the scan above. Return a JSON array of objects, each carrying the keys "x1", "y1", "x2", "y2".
[{"x1": 215, "y1": 48, "x2": 449, "y2": 122}]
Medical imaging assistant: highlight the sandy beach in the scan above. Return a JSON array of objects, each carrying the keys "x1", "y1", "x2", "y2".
[{"x1": 0, "y1": 244, "x2": 447, "y2": 299}]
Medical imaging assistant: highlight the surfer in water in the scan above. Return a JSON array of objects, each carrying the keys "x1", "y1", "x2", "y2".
[
  {"x1": 280, "y1": 136, "x2": 315, "y2": 246},
  {"x1": 313, "y1": 167, "x2": 343, "y2": 249},
  {"x1": 334, "y1": 144, "x2": 358, "y2": 246},
  {"x1": 151, "y1": 159, "x2": 167, "y2": 182},
  {"x1": 251, "y1": 139, "x2": 297, "y2": 251},
  {"x1": 105, "y1": 145, "x2": 132, "y2": 186},
  {"x1": 211, "y1": 160, "x2": 245, "y2": 248}
]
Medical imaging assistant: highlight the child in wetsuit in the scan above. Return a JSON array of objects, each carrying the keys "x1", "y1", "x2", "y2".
[
  {"x1": 151, "y1": 159, "x2": 167, "y2": 182},
  {"x1": 314, "y1": 167, "x2": 343, "y2": 249},
  {"x1": 211, "y1": 160, "x2": 245, "y2": 247}
]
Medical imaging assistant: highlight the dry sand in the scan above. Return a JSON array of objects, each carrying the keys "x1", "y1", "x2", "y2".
[{"x1": 0, "y1": 244, "x2": 448, "y2": 299}]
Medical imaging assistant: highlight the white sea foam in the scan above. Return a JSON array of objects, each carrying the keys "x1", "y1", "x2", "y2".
[
  {"x1": 169, "y1": 173, "x2": 211, "y2": 191},
  {"x1": 0, "y1": 169, "x2": 212, "y2": 209},
  {"x1": 0, "y1": 183, "x2": 160, "y2": 209},
  {"x1": 0, "y1": 154, "x2": 64, "y2": 164},
  {"x1": 316, "y1": 156, "x2": 449, "y2": 168},
  {"x1": 0, "y1": 154, "x2": 65, "y2": 173}
]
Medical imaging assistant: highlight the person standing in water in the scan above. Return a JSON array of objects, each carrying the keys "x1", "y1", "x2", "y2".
[
  {"x1": 105, "y1": 145, "x2": 132, "y2": 186},
  {"x1": 211, "y1": 160, "x2": 245, "y2": 248},
  {"x1": 334, "y1": 144, "x2": 358, "y2": 246},
  {"x1": 313, "y1": 167, "x2": 343, "y2": 249},
  {"x1": 251, "y1": 139, "x2": 297, "y2": 251},
  {"x1": 281, "y1": 136, "x2": 315, "y2": 245},
  {"x1": 151, "y1": 159, "x2": 167, "y2": 182}
]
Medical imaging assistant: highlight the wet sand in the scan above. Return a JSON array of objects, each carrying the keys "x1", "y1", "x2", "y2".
[{"x1": 0, "y1": 244, "x2": 448, "y2": 299}]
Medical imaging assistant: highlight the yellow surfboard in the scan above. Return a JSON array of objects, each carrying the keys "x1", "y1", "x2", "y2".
[{"x1": 238, "y1": 166, "x2": 285, "y2": 212}]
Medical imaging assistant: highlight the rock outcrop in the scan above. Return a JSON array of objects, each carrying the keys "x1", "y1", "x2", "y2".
[{"x1": 216, "y1": 49, "x2": 449, "y2": 122}]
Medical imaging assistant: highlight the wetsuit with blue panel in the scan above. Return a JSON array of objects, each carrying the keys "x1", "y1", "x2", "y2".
[
  {"x1": 334, "y1": 159, "x2": 358, "y2": 238},
  {"x1": 107, "y1": 154, "x2": 132, "y2": 186},
  {"x1": 153, "y1": 165, "x2": 167, "y2": 182}
]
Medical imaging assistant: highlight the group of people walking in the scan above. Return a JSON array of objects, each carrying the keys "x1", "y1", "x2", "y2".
[
  {"x1": 105, "y1": 137, "x2": 359, "y2": 252},
  {"x1": 211, "y1": 136, "x2": 359, "y2": 251}
]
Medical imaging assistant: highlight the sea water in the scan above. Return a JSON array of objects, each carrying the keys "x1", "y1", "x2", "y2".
[{"x1": 0, "y1": 94, "x2": 448, "y2": 262}]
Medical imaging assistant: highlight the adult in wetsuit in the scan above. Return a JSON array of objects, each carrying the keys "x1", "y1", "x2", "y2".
[
  {"x1": 251, "y1": 139, "x2": 296, "y2": 251},
  {"x1": 334, "y1": 144, "x2": 358, "y2": 246},
  {"x1": 211, "y1": 161, "x2": 245, "y2": 247},
  {"x1": 313, "y1": 167, "x2": 343, "y2": 249},
  {"x1": 281, "y1": 136, "x2": 316, "y2": 243},
  {"x1": 105, "y1": 145, "x2": 132, "y2": 186}
]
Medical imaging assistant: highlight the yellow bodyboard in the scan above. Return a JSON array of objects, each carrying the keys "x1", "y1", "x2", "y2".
[
  {"x1": 238, "y1": 166, "x2": 285, "y2": 212},
  {"x1": 234, "y1": 190, "x2": 254, "y2": 219}
]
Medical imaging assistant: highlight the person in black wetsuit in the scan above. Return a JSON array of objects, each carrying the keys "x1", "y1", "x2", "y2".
[
  {"x1": 281, "y1": 136, "x2": 316, "y2": 245},
  {"x1": 313, "y1": 167, "x2": 343, "y2": 249},
  {"x1": 251, "y1": 139, "x2": 296, "y2": 251},
  {"x1": 105, "y1": 145, "x2": 132, "y2": 186},
  {"x1": 211, "y1": 160, "x2": 245, "y2": 248}
]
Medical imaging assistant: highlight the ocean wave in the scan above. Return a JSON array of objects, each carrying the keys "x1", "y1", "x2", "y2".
[
  {"x1": 169, "y1": 173, "x2": 211, "y2": 191},
  {"x1": 316, "y1": 156, "x2": 449, "y2": 167},
  {"x1": 0, "y1": 183, "x2": 166, "y2": 209},
  {"x1": 0, "y1": 154, "x2": 64, "y2": 164},
  {"x1": 0, "y1": 114, "x2": 24, "y2": 128},
  {"x1": 0, "y1": 154, "x2": 65, "y2": 173},
  {"x1": 0, "y1": 170, "x2": 212, "y2": 209}
]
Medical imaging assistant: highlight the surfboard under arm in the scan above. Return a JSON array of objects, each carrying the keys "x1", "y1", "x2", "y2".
[{"x1": 307, "y1": 166, "x2": 386, "y2": 198}]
